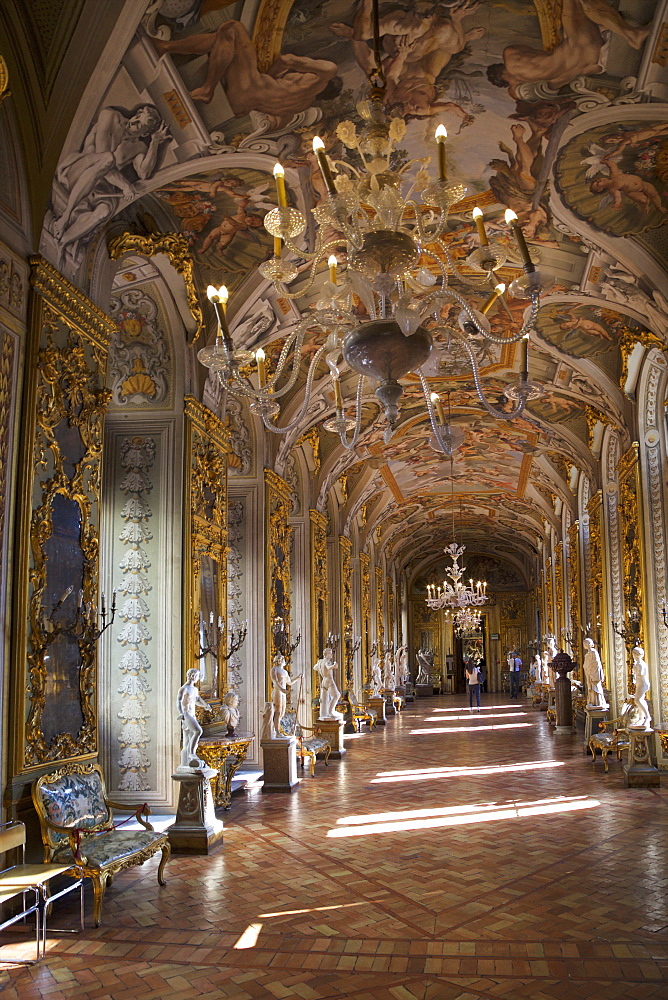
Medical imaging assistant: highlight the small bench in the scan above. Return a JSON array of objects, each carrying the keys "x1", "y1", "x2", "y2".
[
  {"x1": 33, "y1": 762, "x2": 170, "y2": 926},
  {"x1": 279, "y1": 711, "x2": 331, "y2": 775},
  {"x1": 589, "y1": 701, "x2": 634, "y2": 772}
]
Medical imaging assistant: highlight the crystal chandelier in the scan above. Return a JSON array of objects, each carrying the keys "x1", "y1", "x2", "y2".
[
  {"x1": 443, "y1": 606, "x2": 483, "y2": 636},
  {"x1": 197, "y1": 0, "x2": 550, "y2": 454},
  {"x1": 426, "y1": 542, "x2": 488, "y2": 611}
]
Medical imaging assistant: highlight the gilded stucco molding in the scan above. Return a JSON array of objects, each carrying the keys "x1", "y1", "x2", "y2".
[
  {"x1": 29, "y1": 255, "x2": 114, "y2": 350},
  {"x1": 0, "y1": 55, "x2": 11, "y2": 104},
  {"x1": 619, "y1": 328, "x2": 665, "y2": 391},
  {"x1": 604, "y1": 433, "x2": 626, "y2": 705},
  {"x1": 339, "y1": 535, "x2": 353, "y2": 681},
  {"x1": 265, "y1": 469, "x2": 293, "y2": 678},
  {"x1": 375, "y1": 565, "x2": 384, "y2": 651},
  {"x1": 638, "y1": 353, "x2": 668, "y2": 729},
  {"x1": 107, "y1": 234, "x2": 204, "y2": 346},
  {"x1": 555, "y1": 541, "x2": 564, "y2": 642},
  {"x1": 359, "y1": 551, "x2": 371, "y2": 685}
]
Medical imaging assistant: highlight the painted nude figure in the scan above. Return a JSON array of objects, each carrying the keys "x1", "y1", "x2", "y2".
[
  {"x1": 51, "y1": 105, "x2": 170, "y2": 250},
  {"x1": 177, "y1": 667, "x2": 210, "y2": 769},
  {"x1": 153, "y1": 19, "x2": 340, "y2": 125},
  {"x1": 487, "y1": 0, "x2": 649, "y2": 95},
  {"x1": 331, "y1": 0, "x2": 483, "y2": 121}
]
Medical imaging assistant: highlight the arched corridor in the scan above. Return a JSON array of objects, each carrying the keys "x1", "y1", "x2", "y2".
[{"x1": 4, "y1": 696, "x2": 668, "y2": 999}]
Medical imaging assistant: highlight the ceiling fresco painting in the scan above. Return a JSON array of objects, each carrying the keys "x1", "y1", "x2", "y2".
[{"x1": 28, "y1": 0, "x2": 668, "y2": 577}]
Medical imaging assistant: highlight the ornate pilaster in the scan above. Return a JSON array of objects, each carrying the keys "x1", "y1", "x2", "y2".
[
  {"x1": 265, "y1": 469, "x2": 292, "y2": 682},
  {"x1": 375, "y1": 565, "x2": 384, "y2": 651},
  {"x1": 339, "y1": 535, "x2": 353, "y2": 687},
  {"x1": 602, "y1": 432, "x2": 626, "y2": 709},
  {"x1": 359, "y1": 551, "x2": 371, "y2": 685}
]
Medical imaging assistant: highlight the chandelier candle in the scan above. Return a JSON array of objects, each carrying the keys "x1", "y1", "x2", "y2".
[
  {"x1": 273, "y1": 162, "x2": 287, "y2": 207},
  {"x1": 334, "y1": 377, "x2": 343, "y2": 410},
  {"x1": 504, "y1": 209, "x2": 534, "y2": 272},
  {"x1": 435, "y1": 125, "x2": 447, "y2": 181},
  {"x1": 430, "y1": 391, "x2": 446, "y2": 424},
  {"x1": 328, "y1": 254, "x2": 338, "y2": 285},
  {"x1": 255, "y1": 348, "x2": 267, "y2": 387},
  {"x1": 312, "y1": 137, "x2": 337, "y2": 194},
  {"x1": 520, "y1": 335, "x2": 529, "y2": 381},
  {"x1": 471, "y1": 207, "x2": 488, "y2": 246},
  {"x1": 206, "y1": 284, "x2": 233, "y2": 350},
  {"x1": 481, "y1": 283, "x2": 505, "y2": 315}
]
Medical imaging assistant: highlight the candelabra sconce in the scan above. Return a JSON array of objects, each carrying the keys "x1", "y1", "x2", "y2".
[
  {"x1": 196, "y1": 612, "x2": 225, "y2": 661},
  {"x1": 344, "y1": 631, "x2": 362, "y2": 688},
  {"x1": 560, "y1": 627, "x2": 575, "y2": 654},
  {"x1": 610, "y1": 606, "x2": 641, "y2": 648},
  {"x1": 222, "y1": 620, "x2": 248, "y2": 661},
  {"x1": 272, "y1": 616, "x2": 301, "y2": 660},
  {"x1": 325, "y1": 630, "x2": 340, "y2": 651},
  {"x1": 660, "y1": 599, "x2": 668, "y2": 629},
  {"x1": 42, "y1": 586, "x2": 116, "y2": 649}
]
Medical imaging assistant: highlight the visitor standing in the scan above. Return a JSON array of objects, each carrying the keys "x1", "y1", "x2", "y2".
[
  {"x1": 465, "y1": 661, "x2": 482, "y2": 712},
  {"x1": 508, "y1": 651, "x2": 522, "y2": 699}
]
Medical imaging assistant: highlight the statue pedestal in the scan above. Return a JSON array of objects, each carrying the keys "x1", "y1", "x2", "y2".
[
  {"x1": 624, "y1": 729, "x2": 660, "y2": 787},
  {"x1": 368, "y1": 695, "x2": 386, "y2": 725},
  {"x1": 584, "y1": 707, "x2": 609, "y2": 752},
  {"x1": 383, "y1": 689, "x2": 397, "y2": 714},
  {"x1": 261, "y1": 737, "x2": 299, "y2": 793},
  {"x1": 167, "y1": 766, "x2": 224, "y2": 855},
  {"x1": 415, "y1": 684, "x2": 433, "y2": 698},
  {"x1": 316, "y1": 718, "x2": 346, "y2": 758},
  {"x1": 553, "y1": 651, "x2": 576, "y2": 734}
]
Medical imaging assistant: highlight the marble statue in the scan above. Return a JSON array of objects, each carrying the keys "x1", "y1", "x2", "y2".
[
  {"x1": 220, "y1": 691, "x2": 241, "y2": 736},
  {"x1": 370, "y1": 655, "x2": 383, "y2": 697},
  {"x1": 270, "y1": 653, "x2": 301, "y2": 733},
  {"x1": 416, "y1": 648, "x2": 432, "y2": 685},
  {"x1": 395, "y1": 645, "x2": 409, "y2": 687},
  {"x1": 260, "y1": 701, "x2": 275, "y2": 741},
  {"x1": 314, "y1": 647, "x2": 343, "y2": 720},
  {"x1": 541, "y1": 649, "x2": 549, "y2": 685},
  {"x1": 176, "y1": 667, "x2": 210, "y2": 769},
  {"x1": 383, "y1": 651, "x2": 396, "y2": 691},
  {"x1": 630, "y1": 646, "x2": 652, "y2": 731},
  {"x1": 546, "y1": 635, "x2": 558, "y2": 688},
  {"x1": 582, "y1": 638, "x2": 608, "y2": 710},
  {"x1": 530, "y1": 653, "x2": 541, "y2": 683}
]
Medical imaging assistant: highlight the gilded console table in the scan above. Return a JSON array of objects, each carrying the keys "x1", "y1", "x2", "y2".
[{"x1": 198, "y1": 734, "x2": 253, "y2": 809}]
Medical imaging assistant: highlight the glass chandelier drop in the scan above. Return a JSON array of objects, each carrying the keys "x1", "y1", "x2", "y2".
[
  {"x1": 197, "y1": 0, "x2": 551, "y2": 454},
  {"x1": 443, "y1": 606, "x2": 483, "y2": 636}
]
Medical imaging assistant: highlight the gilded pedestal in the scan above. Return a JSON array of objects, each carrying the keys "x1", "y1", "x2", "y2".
[
  {"x1": 584, "y1": 707, "x2": 609, "y2": 752},
  {"x1": 624, "y1": 729, "x2": 660, "y2": 787},
  {"x1": 415, "y1": 684, "x2": 433, "y2": 698},
  {"x1": 316, "y1": 718, "x2": 346, "y2": 759},
  {"x1": 261, "y1": 737, "x2": 299, "y2": 792},
  {"x1": 368, "y1": 696, "x2": 387, "y2": 725},
  {"x1": 384, "y1": 689, "x2": 397, "y2": 714},
  {"x1": 167, "y1": 767, "x2": 224, "y2": 855}
]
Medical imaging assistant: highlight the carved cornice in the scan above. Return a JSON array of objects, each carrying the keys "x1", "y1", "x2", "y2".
[
  {"x1": 184, "y1": 395, "x2": 230, "y2": 454},
  {"x1": 620, "y1": 329, "x2": 665, "y2": 390},
  {"x1": 29, "y1": 255, "x2": 114, "y2": 350},
  {"x1": 107, "y1": 233, "x2": 204, "y2": 345}
]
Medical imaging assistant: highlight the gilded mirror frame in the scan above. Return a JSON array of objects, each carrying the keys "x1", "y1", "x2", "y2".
[
  {"x1": 13, "y1": 257, "x2": 113, "y2": 772},
  {"x1": 183, "y1": 396, "x2": 229, "y2": 702}
]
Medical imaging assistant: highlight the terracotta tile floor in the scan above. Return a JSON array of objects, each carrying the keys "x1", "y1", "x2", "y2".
[{"x1": 3, "y1": 695, "x2": 668, "y2": 999}]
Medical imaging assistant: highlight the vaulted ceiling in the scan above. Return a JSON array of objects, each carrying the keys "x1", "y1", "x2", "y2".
[{"x1": 4, "y1": 0, "x2": 667, "y2": 592}]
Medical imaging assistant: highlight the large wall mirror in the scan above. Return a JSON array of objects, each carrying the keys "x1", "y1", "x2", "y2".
[
  {"x1": 184, "y1": 397, "x2": 229, "y2": 709},
  {"x1": 14, "y1": 258, "x2": 113, "y2": 775}
]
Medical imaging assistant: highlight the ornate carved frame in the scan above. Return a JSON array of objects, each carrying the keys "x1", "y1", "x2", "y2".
[
  {"x1": 339, "y1": 535, "x2": 353, "y2": 687},
  {"x1": 13, "y1": 257, "x2": 113, "y2": 772},
  {"x1": 309, "y1": 509, "x2": 328, "y2": 690},
  {"x1": 617, "y1": 441, "x2": 647, "y2": 689},
  {"x1": 375, "y1": 565, "x2": 384, "y2": 651},
  {"x1": 359, "y1": 551, "x2": 371, "y2": 686},
  {"x1": 184, "y1": 396, "x2": 229, "y2": 696},
  {"x1": 265, "y1": 469, "x2": 292, "y2": 681},
  {"x1": 107, "y1": 233, "x2": 204, "y2": 345}
]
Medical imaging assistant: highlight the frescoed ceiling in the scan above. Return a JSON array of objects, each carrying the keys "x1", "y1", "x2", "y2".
[{"x1": 8, "y1": 0, "x2": 666, "y2": 588}]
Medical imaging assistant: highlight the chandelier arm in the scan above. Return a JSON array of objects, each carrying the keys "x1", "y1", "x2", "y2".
[
  {"x1": 258, "y1": 345, "x2": 329, "y2": 434},
  {"x1": 424, "y1": 286, "x2": 538, "y2": 345},
  {"x1": 267, "y1": 238, "x2": 352, "y2": 300},
  {"x1": 437, "y1": 239, "x2": 499, "y2": 290},
  {"x1": 457, "y1": 337, "x2": 527, "y2": 421},
  {"x1": 405, "y1": 201, "x2": 448, "y2": 244},
  {"x1": 337, "y1": 375, "x2": 366, "y2": 451}
]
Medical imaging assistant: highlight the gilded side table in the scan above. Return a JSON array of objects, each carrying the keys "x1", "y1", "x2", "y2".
[{"x1": 198, "y1": 734, "x2": 253, "y2": 809}]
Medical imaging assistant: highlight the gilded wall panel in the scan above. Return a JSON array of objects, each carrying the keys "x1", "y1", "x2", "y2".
[
  {"x1": 375, "y1": 565, "x2": 384, "y2": 651},
  {"x1": 265, "y1": 469, "x2": 292, "y2": 683},
  {"x1": 339, "y1": 535, "x2": 353, "y2": 687},
  {"x1": 568, "y1": 520, "x2": 581, "y2": 662},
  {"x1": 360, "y1": 551, "x2": 371, "y2": 685},
  {"x1": 13, "y1": 258, "x2": 113, "y2": 773},
  {"x1": 618, "y1": 444, "x2": 646, "y2": 671},
  {"x1": 587, "y1": 491, "x2": 607, "y2": 681},
  {"x1": 545, "y1": 557, "x2": 554, "y2": 636},
  {"x1": 555, "y1": 541, "x2": 564, "y2": 644},
  {"x1": 184, "y1": 397, "x2": 229, "y2": 701}
]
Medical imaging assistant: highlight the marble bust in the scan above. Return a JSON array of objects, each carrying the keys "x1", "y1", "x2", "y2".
[{"x1": 220, "y1": 691, "x2": 241, "y2": 737}]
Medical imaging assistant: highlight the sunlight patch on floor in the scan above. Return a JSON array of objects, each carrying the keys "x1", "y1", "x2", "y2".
[
  {"x1": 328, "y1": 795, "x2": 601, "y2": 838},
  {"x1": 371, "y1": 760, "x2": 565, "y2": 783},
  {"x1": 410, "y1": 722, "x2": 533, "y2": 734}
]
